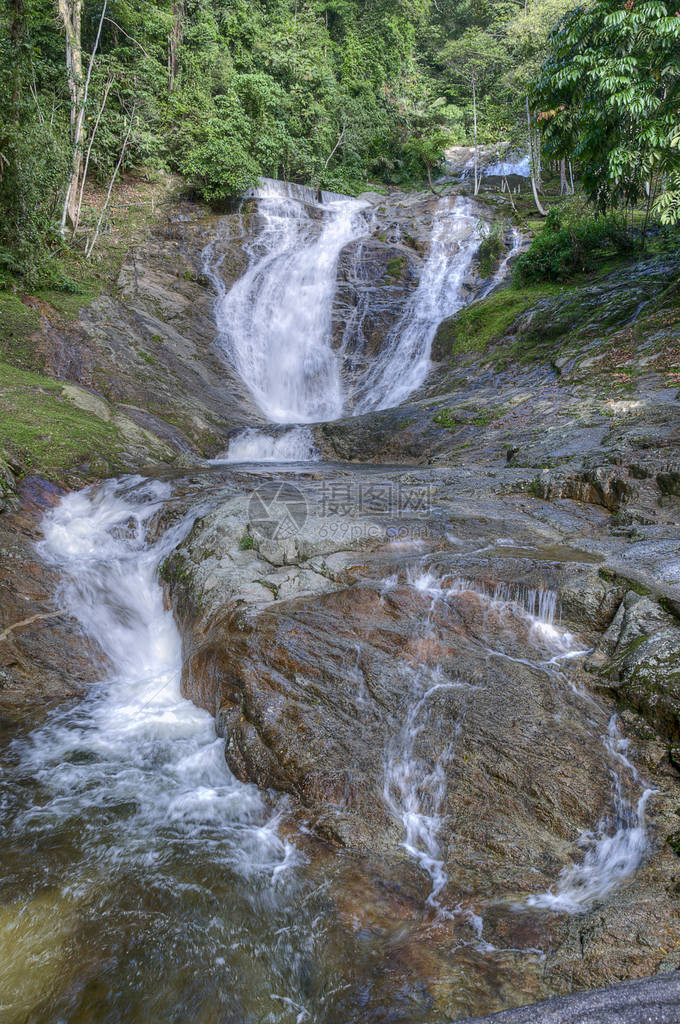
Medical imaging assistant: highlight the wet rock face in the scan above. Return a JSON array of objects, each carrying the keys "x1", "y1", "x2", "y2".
[
  {"x1": 588, "y1": 591, "x2": 680, "y2": 741},
  {"x1": 0, "y1": 478, "x2": 104, "y2": 725},
  {"x1": 332, "y1": 191, "x2": 491, "y2": 397},
  {"x1": 165, "y1": 461, "x2": 680, "y2": 1019},
  {"x1": 333, "y1": 237, "x2": 422, "y2": 371}
]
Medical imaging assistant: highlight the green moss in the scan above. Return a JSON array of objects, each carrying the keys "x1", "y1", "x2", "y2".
[
  {"x1": 436, "y1": 283, "x2": 560, "y2": 360},
  {"x1": 528, "y1": 476, "x2": 546, "y2": 498},
  {"x1": 0, "y1": 292, "x2": 41, "y2": 369},
  {"x1": 239, "y1": 530, "x2": 254, "y2": 550},
  {"x1": 433, "y1": 408, "x2": 462, "y2": 430},
  {"x1": 477, "y1": 232, "x2": 504, "y2": 277},
  {"x1": 667, "y1": 831, "x2": 680, "y2": 857},
  {"x1": 597, "y1": 567, "x2": 652, "y2": 596},
  {"x1": 33, "y1": 275, "x2": 102, "y2": 319},
  {"x1": 0, "y1": 359, "x2": 126, "y2": 480},
  {"x1": 386, "y1": 256, "x2": 407, "y2": 279},
  {"x1": 159, "y1": 551, "x2": 193, "y2": 585}
]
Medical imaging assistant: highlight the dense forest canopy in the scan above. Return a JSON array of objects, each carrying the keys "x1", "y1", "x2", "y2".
[{"x1": 0, "y1": 0, "x2": 678, "y2": 286}]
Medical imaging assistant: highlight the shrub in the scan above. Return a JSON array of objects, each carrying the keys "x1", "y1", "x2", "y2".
[
  {"x1": 477, "y1": 223, "x2": 505, "y2": 277},
  {"x1": 515, "y1": 203, "x2": 635, "y2": 283}
]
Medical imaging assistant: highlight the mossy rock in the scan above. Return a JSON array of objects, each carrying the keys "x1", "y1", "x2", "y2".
[{"x1": 0, "y1": 360, "x2": 129, "y2": 482}]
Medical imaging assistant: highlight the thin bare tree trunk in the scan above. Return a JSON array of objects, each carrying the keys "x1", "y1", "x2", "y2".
[
  {"x1": 534, "y1": 127, "x2": 543, "y2": 191},
  {"x1": 74, "y1": 75, "x2": 113, "y2": 233},
  {"x1": 526, "y1": 96, "x2": 547, "y2": 217},
  {"x1": 58, "y1": 0, "x2": 107, "y2": 235},
  {"x1": 472, "y1": 76, "x2": 480, "y2": 196},
  {"x1": 503, "y1": 175, "x2": 518, "y2": 213},
  {"x1": 86, "y1": 101, "x2": 136, "y2": 259},
  {"x1": 568, "y1": 159, "x2": 574, "y2": 195},
  {"x1": 323, "y1": 126, "x2": 346, "y2": 171}
]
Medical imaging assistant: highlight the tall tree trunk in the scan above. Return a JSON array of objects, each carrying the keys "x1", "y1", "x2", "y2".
[
  {"x1": 168, "y1": 0, "x2": 184, "y2": 94},
  {"x1": 526, "y1": 96, "x2": 547, "y2": 217},
  {"x1": 560, "y1": 157, "x2": 568, "y2": 195},
  {"x1": 472, "y1": 75, "x2": 479, "y2": 196},
  {"x1": 57, "y1": 0, "x2": 84, "y2": 233},
  {"x1": 10, "y1": 0, "x2": 25, "y2": 116},
  {"x1": 534, "y1": 127, "x2": 543, "y2": 191},
  {"x1": 58, "y1": 0, "x2": 107, "y2": 236}
]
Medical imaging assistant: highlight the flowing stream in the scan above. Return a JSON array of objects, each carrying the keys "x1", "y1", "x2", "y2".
[
  {"x1": 0, "y1": 179, "x2": 658, "y2": 1021},
  {"x1": 0, "y1": 478, "x2": 343, "y2": 1021}
]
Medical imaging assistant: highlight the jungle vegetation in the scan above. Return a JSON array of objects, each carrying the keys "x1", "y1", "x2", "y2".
[{"x1": 0, "y1": 0, "x2": 678, "y2": 289}]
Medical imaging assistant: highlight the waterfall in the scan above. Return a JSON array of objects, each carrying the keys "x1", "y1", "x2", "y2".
[
  {"x1": 206, "y1": 179, "x2": 370, "y2": 424},
  {"x1": 0, "y1": 478, "x2": 309, "y2": 1019},
  {"x1": 351, "y1": 197, "x2": 480, "y2": 412},
  {"x1": 205, "y1": 183, "x2": 487, "y2": 433},
  {"x1": 210, "y1": 426, "x2": 319, "y2": 464},
  {"x1": 18, "y1": 478, "x2": 294, "y2": 872}
]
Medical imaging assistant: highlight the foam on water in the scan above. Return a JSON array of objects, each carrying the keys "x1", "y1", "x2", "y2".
[
  {"x1": 14, "y1": 477, "x2": 295, "y2": 876},
  {"x1": 210, "y1": 426, "x2": 319, "y2": 463}
]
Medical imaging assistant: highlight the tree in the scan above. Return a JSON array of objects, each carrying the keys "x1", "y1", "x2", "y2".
[
  {"x1": 56, "y1": 0, "x2": 107, "y2": 234},
  {"x1": 443, "y1": 29, "x2": 504, "y2": 194},
  {"x1": 533, "y1": 0, "x2": 680, "y2": 223},
  {"x1": 404, "y1": 131, "x2": 451, "y2": 194}
]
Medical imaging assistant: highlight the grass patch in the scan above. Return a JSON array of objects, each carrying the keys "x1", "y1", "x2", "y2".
[
  {"x1": 433, "y1": 409, "x2": 462, "y2": 429},
  {"x1": 0, "y1": 359, "x2": 126, "y2": 480},
  {"x1": 239, "y1": 530, "x2": 255, "y2": 550}
]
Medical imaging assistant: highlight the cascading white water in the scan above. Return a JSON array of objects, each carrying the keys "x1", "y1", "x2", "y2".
[
  {"x1": 461, "y1": 154, "x2": 531, "y2": 179},
  {"x1": 383, "y1": 673, "x2": 471, "y2": 909},
  {"x1": 484, "y1": 155, "x2": 530, "y2": 178},
  {"x1": 210, "y1": 426, "x2": 319, "y2": 464},
  {"x1": 399, "y1": 572, "x2": 654, "y2": 915},
  {"x1": 525, "y1": 717, "x2": 656, "y2": 913},
  {"x1": 351, "y1": 198, "x2": 481, "y2": 412},
  {"x1": 477, "y1": 226, "x2": 523, "y2": 299},
  {"x1": 0, "y1": 478, "x2": 309, "y2": 1019},
  {"x1": 206, "y1": 179, "x2": 370, "y2": 424},
  {"x1": 205, "y1": 183, "x2": 494, "y2": 435},
  {"x1": 23, "y1": 478, "x2": 294, "y2": 870},
  {"x1": 409, "y1": 573, "x2": 581, "y2": 661}
]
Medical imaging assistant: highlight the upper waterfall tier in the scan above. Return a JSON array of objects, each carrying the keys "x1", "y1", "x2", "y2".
[
  {"x1": 205, "y1": 180, "x2": 492, "y2": 425},
  {"x1": 206, "y1": 180, "x2": 370, "y2": 424}
]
